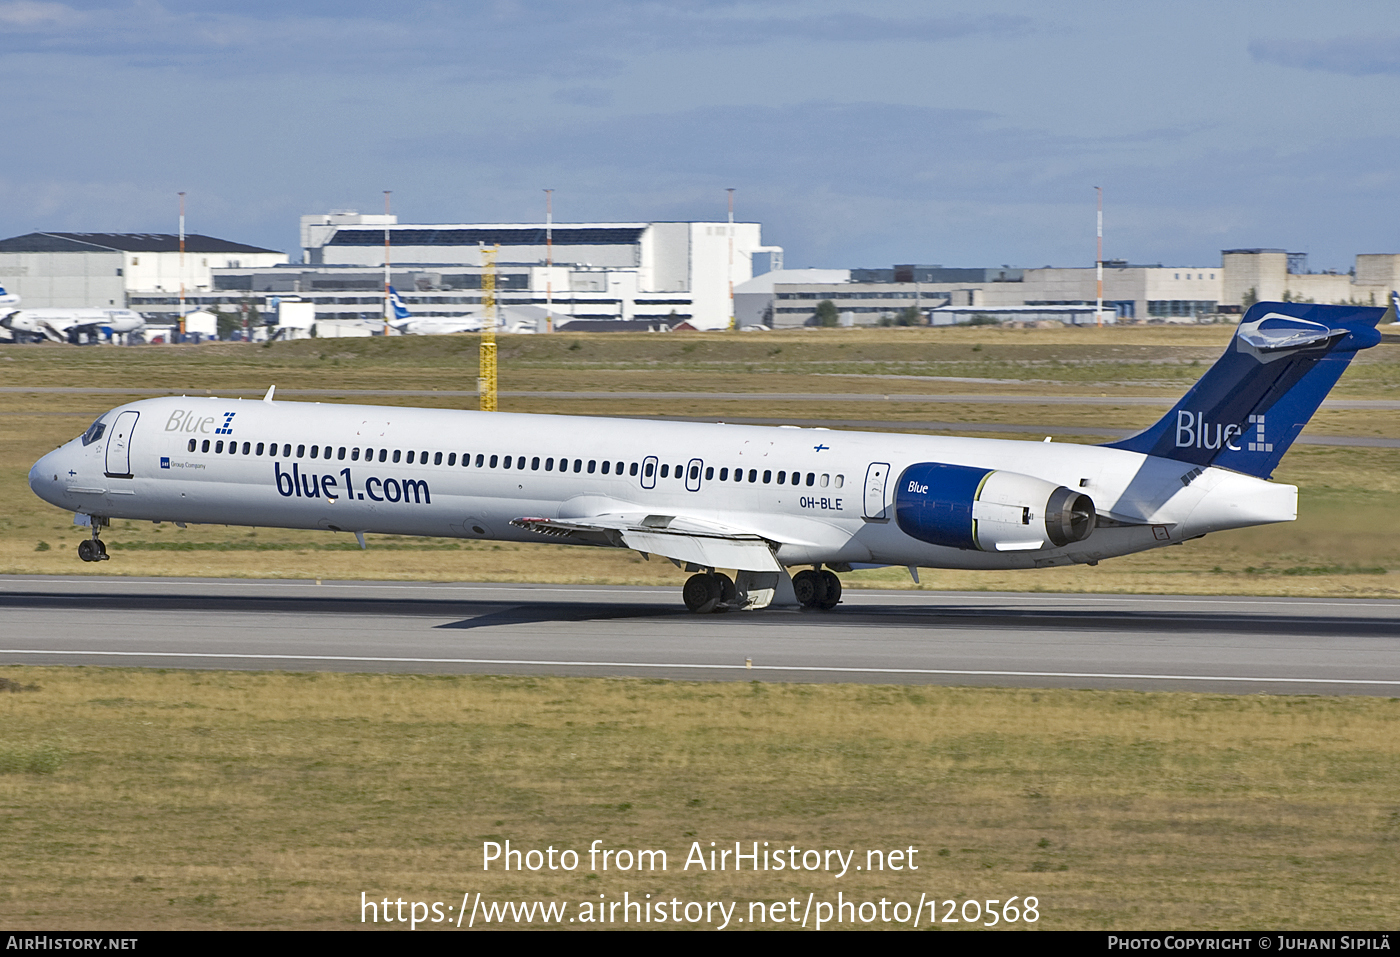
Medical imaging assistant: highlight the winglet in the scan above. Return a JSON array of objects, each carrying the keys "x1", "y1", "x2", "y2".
[{"x1": 263, "y1": 385, "x2": 276, "y2": 403}]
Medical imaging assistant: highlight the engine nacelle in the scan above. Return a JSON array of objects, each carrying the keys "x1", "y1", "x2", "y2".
[{"x1": 894, "y1": 462, "x2": 1096, "y2": 552}]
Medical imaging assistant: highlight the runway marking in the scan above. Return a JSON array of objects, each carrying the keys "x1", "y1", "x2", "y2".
[
  {"x1": 5, "y1": 578, "x2": 1400, "y2": 610},
  {"x1": 2, "y1": 649, "x2": 1398, "y2": 687}
]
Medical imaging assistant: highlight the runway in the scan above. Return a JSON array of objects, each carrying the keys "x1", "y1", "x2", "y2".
[{"x1": 3, "y1": 576, "x2": 1399, "y2": 695}]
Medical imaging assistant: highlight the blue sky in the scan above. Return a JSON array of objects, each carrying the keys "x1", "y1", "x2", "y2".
[{"x1": 1, "y1": 0, "x2": 1397, "y2": 270}]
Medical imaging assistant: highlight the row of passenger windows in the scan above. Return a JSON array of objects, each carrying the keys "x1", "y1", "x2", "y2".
[{"x1": 183, "y1": 437, "x2": 845, "y2": 487}]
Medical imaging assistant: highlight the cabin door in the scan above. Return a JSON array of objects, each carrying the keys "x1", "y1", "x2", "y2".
[
  {"x1": 104, "y1": 410, "x2": 139, "y2": 479},
  {"x1": 863, "y1": 461, "x2": 890, "y2": 521}
]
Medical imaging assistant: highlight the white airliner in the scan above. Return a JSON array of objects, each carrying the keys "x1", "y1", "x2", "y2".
[
  {"x1": 27, "y1": 301, "x2": 1386, "y2": 612},
  {"x1": 0, "y1": 283, "x2": 19, "y2": 311},
  {"x1": 2, "y1": 305, "x2": 145, "y2": 344}
]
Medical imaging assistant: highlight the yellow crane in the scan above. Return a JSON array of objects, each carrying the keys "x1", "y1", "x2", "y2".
[{"x1": 478, "y1": 244, "x2": 498, "y2": 412}]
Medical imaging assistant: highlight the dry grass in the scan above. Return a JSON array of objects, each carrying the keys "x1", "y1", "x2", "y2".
[{"x1": 1, "y1": 666, "x2": 1397, "y2": 929}]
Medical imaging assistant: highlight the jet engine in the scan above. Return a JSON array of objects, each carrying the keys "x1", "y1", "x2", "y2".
[{"x1": 894, "y1": 462, "x2": 1096, "y2": 552}]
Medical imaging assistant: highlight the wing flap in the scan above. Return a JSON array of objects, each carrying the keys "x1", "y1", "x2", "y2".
[{"x1": 511, "y1": 515, "x2": 782, "y2": 572}]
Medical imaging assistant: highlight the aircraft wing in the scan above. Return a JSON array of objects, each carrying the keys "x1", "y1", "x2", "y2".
[{"x1": 511, "y1": 513, "x2": 783, "y2": 572}]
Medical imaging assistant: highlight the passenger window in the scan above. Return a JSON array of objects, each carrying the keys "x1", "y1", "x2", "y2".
[
  {"x1": 531, "y1": 456, "x2": 540, "y2": 470},
  {"x1": 200, "y1": 439, "x2": 209, "y2": 452},
  {"x1": 630, "y1": 462, "x2": 638, "y2": 476},
  {"x1": 545, "y1": 457, "x2": 554, "y2": 471},
  {"x1": 690, "y1": 465, "x2": 699, "y2": 480},
  {"x1": 749, "y1": 469, "x2": 758, "y2": 483},
  {"x1": 517, "y1": 456, "x2": 526, "y2": 469},
  {"x1": 240, "y1": 442, "x2": 249, "y2": 455},
  {"x1": 835, "y1": 474, "x2": 845, "y2": 488},
  {"x1": 806, "y1": 472, "x2": 815, "y2": 486},
  {"x1": 283, "y1": 444, "x2": 291, "y2": 457},
  {"x1": 421, "y1": 451, "x2": 428, "y2": 463},
  {"x1": 719, "y1": 467, "x2": 728, "y2": 481},
  {"x1": 256, "y1": 442, "x2": 265, "y2": 456},
  {"x1": 489, "y1": 454, "x2": 498, "y2": 468},
  {"x1": 705, "y1": 466, "x2": 714, "y2": 480},
  {"x1": 601, "y1": 461, "x2": 610, "y2": 474},
  {"x1": 434, "y1": 452, "x2": 443, "y2": 465},
  {"x1": 338, "y1": 447, "x2": 346, "y2": 460},
  {"x1": 215, "y1": 440, "x2": 224, "y2": 453},
  {"x1": 674, "y1": 464, "x2": 683, "y2": 477},
  {"x1": 573, "y1": 459, "x2": 582, "y2": 473},
  {"x1": 297, "y1": 444, "x2": 305, "y2": 458},
  {"x1": 310, "y1": 446, "x2": 319, "y2": 459},
  {"x1": 393, "y1": 450, "x2": 401, "y2": 463},
  {"x1": 776, "y1": 471, "x2": 785, "y2": 484},
  {"x1": 406, "y1": 451, "x2": 415, "y2": 464},
  {"x1": 820, "y1": 474, "x2": 829, "y2": 487},
  {"x1": 503, "y1": 455, "x2": 512, "y2": 469},
  {"x1": 351, "y1": 448, "x2": 360, "y2": 461},
  {"x1": 379, "y1": 449, "x2": 387, "y2": 463},
  {"x1": 763, "y1": 470, "x2": 771, "y2": 484},
  {"x1": 587, "y1": 460, "x2": 596, "y2": 474},
  {"x1": 188, "y1": 439, "x2": 196, "y2": 452},
  {"x1": 644, "y1": 462, "x2": 654, "y2": 478},
  {"x1": 448, "y1": 453, "x2": 456, "y2": 466},
  {"x1": 661, "y1": 464, "x2": 669, "y2": 478},
  {"x1": 475, "y1": 454, "x2": 484, "y2": 467}
]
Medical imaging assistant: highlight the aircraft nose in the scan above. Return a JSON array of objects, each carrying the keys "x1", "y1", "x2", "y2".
[{"x1": 29, "y1": 449, "x2": 67, "y2": 505}]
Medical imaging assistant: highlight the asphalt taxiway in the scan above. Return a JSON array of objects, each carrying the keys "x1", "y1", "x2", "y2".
[{"x1": 2, "y1": 576, "x2": 1398, "y2": 695}]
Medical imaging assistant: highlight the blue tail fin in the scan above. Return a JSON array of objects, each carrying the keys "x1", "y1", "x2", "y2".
[
  {"x1": 1105, "y1": 301, "x2": 1388, "y2": 478},
  {"x1": 387, "y1": 286, "x2": 412, "y2": 321}
]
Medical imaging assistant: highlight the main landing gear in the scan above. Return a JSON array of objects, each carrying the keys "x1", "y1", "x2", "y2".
[
  {"x1": 77, "y1": 518, "x2": 109, "y2": 562},
  {"x1": 682, "y1": 572, "x2": 738, "y2": 614},
  {"x1": 792, "y1": 568, "x2": 841, "y2": 610}
]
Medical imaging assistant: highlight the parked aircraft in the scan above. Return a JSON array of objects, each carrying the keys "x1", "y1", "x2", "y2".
[
  {"x1": 387, "y1": 287, "x2": 483, "y2": 336},
  {"x1": 0, "y1": 283, "x2": 18, "y2": 311},
  {"x1": 27, "y1": 301, "x2": 1385, "y2": 611},
  {"x1": 2, "y1": 307, "x2": 145, "y2": 344}
]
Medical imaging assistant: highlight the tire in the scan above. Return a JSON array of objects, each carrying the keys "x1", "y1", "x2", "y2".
[
  {"x1": 792, "y1": 569, "x2": 823, "y2": 608},
  {"x1": 682, "y1": 573, "x2": 720, "y2": 614},
  {"x1": 77, "y1": 540, "x2": 96, "y2": 562},
  {"x1": 817, "y1": 570, "x2": 842, "y2": 609}
]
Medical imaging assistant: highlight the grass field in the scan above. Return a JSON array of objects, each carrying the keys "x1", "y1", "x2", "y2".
[{"x1": 2, "y1": 666, "x2": 1398, "y2": 930}]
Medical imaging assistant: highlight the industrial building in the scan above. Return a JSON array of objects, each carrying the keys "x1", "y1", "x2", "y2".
[
  {"x1": 739, "y1": 251, "x2": 1400, "y2": 328},
  {"x1": 0, "y1": 232, "x2": 286, "y2": 309},
  {"x1": 5, "y1": 213, "x2": 1398, "y2": 336},
  {"x1": 277, "y1": 211, "x2": 782, "y2": 331}
]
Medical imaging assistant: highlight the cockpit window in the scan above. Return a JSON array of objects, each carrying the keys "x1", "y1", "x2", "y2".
[{"x1": 80, "y1": 417, "x2": 107, "y2": 446}]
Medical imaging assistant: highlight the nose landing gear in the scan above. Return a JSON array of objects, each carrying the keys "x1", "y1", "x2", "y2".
[{"x1": 77, "y1": 518, "x2": 110, "y2": 562}]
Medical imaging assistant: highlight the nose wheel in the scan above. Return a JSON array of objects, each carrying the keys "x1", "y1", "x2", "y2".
[{"x1": 77, "y1": 523, "x2": 110, "y2": 562}]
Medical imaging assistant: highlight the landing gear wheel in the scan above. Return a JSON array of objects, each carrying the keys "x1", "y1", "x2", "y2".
[
  {"x1": 683, "y1": 573, "x2": 721, "y2": 614},
  {"x1": 77, "y1": 540, "x2": 97, "y2": 562},
  {"x1": 714, "y1": 573, "x2": 737, "y2": 609},
  {"x1": 817, "y1": 569, "x2": 842, "y2": 609},
  {"x1": 792, "y1": 569, "x2": 826, "y2": 609}
]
